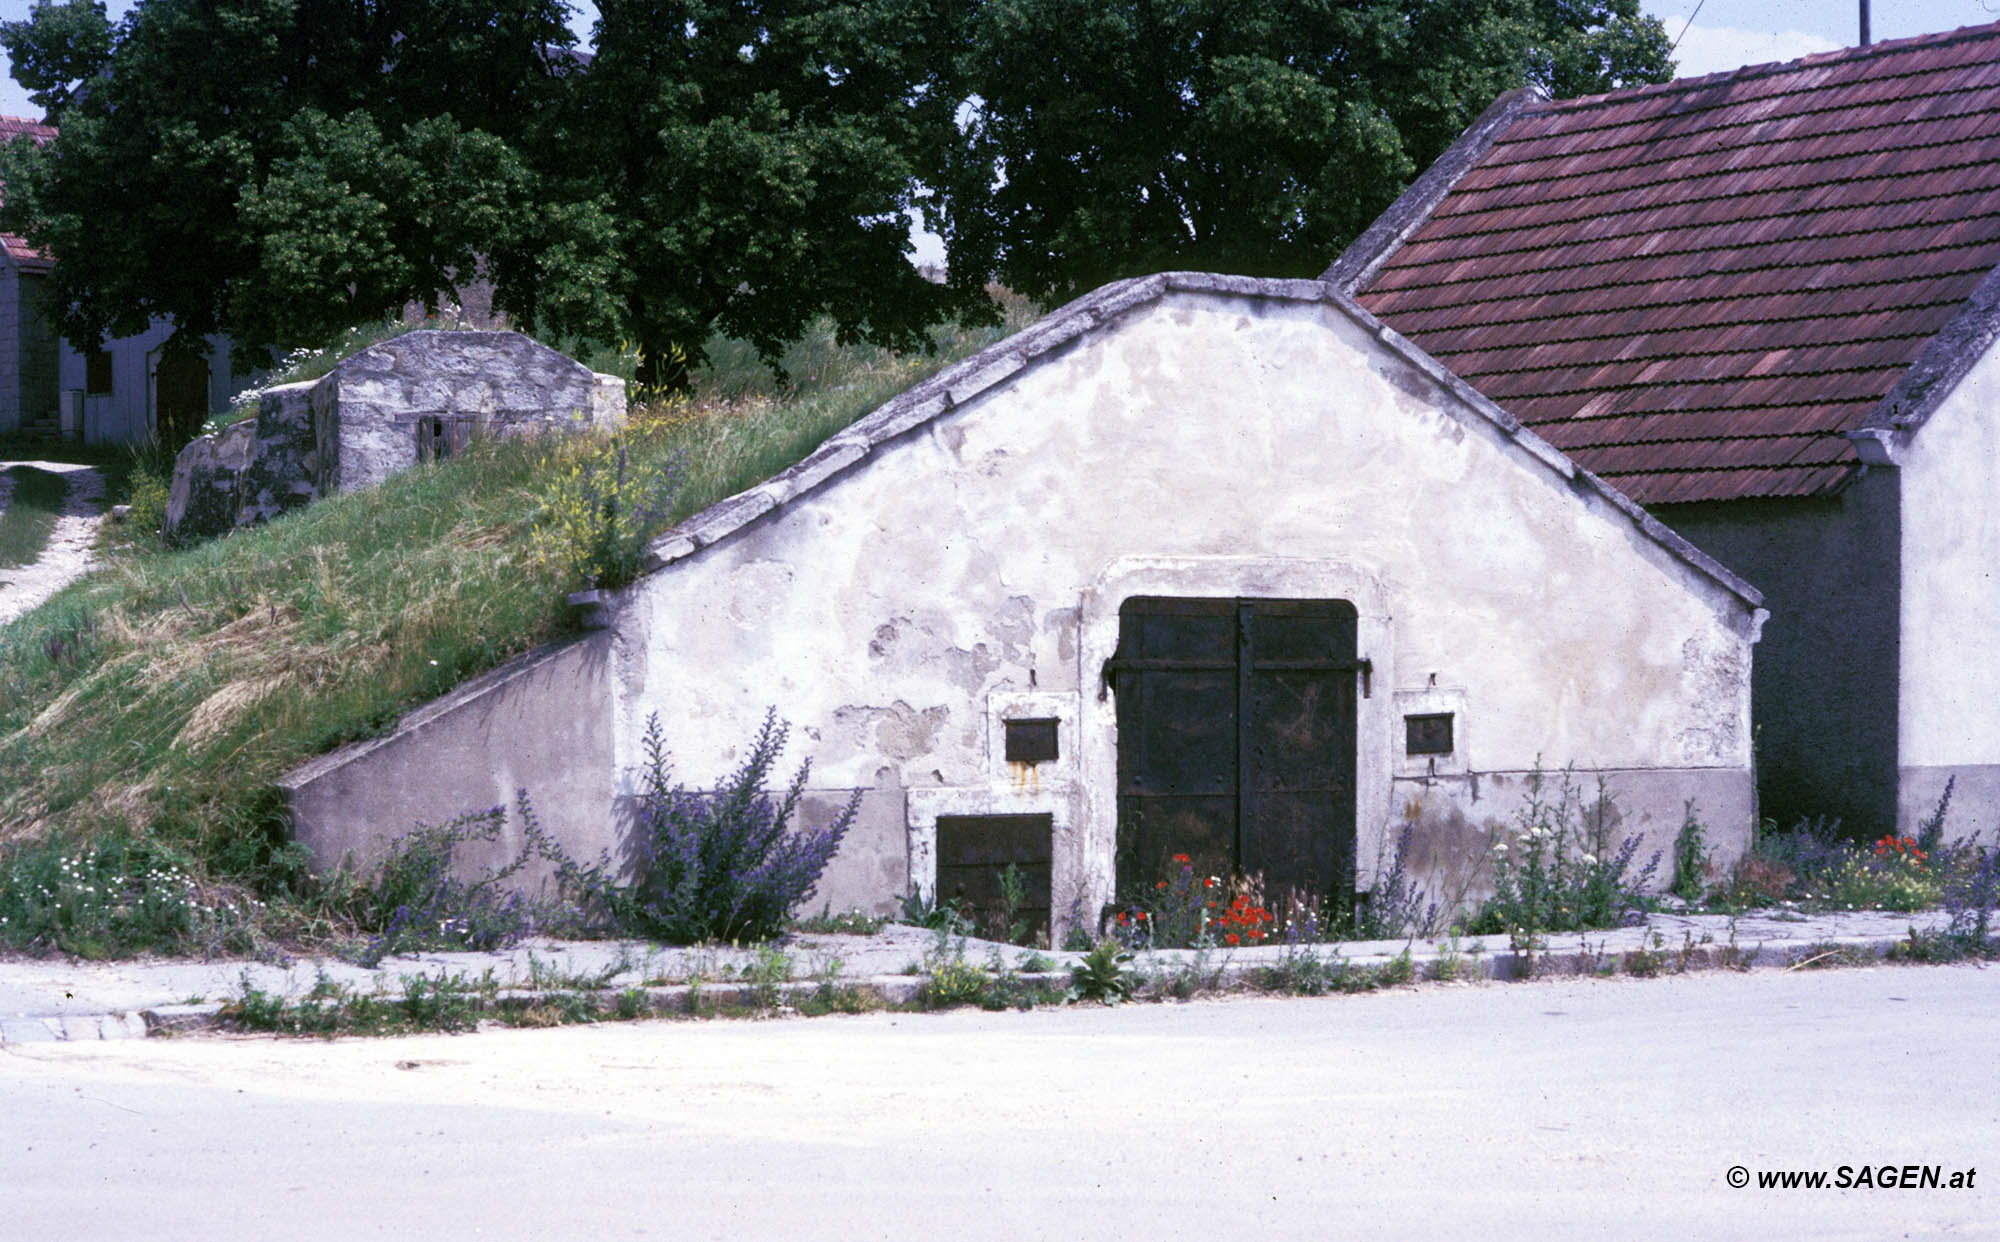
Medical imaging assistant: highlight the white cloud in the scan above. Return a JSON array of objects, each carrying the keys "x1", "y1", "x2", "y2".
[{"x1": 1666, "y1": 23, "x2": 1845, "y2": 78}]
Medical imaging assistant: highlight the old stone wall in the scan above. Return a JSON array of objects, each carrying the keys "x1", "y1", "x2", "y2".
[{"x1": 164, "y1": 330, "x2": 623, "y2": 542}]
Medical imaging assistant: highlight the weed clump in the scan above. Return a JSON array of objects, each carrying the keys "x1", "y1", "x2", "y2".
[
  {"x1": 531, "y1": 438, "x2": 686, "y2": 591},
  {"x1": 1468, "y1": 766, "x2": 1660, "y2": 937},
  {"x1": 0, "y1": 831, "x2": 260, "y2": 958},
  {"x1": 326, "y1": 802, "x2": 578, "y2": 967}
]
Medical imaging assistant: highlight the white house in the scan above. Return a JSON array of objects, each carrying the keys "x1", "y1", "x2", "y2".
[{"x1": 3, "y1": 114, "x2": 249, "y2": 446}]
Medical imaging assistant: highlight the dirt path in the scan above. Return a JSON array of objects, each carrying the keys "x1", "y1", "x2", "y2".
[{"x1": 0, "y1": 461, "x2": 107, "y2": 626}]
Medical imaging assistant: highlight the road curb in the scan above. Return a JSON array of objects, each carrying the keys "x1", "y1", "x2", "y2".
[{"x1": 0, "y1": 926, "x2": 1946, "y2": 1044}]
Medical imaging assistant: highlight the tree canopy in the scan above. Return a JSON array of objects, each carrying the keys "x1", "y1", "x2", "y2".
[
  {"x1": 943, "y1": 0, "x2": 1673, "y2": 304},
  {"x1": 0, "y1": 0, "x2": 1672, "y2": 389},
  {"x1": 510, "y1": 0, "x2": 992, "y2": 390},
  {"x1": 0, "y1": 0, "x2": 573, "y2": 363}
]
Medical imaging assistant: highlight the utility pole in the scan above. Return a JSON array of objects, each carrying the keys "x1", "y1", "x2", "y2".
[{"x1": 1861, "y1": 0, "x2": 1871, "y2": 45}]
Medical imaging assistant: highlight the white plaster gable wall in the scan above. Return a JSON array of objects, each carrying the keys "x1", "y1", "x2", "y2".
[
  {"x1": 1896, "y1": 335, "x2": 2000, "y2": 833},
  {"x1": 612, "y1": 289, "x2": 1758, "y2": 925}
]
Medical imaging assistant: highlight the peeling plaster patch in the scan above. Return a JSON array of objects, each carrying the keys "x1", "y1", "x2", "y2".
[
  {"x1": 993, "y1": 595, "x2": 1037, "y2": 653},
  {"x1": 1679, "y1": 635, "x2": 1745, "y2": 761},
  {"x1": 1045, "y1": 607, "x2": 1080, "y2": 666},
  {"x1": 833, "y1": 700, "x2": 951, "y2": 762},
  {"x1": 940, "y1": 643, "x2": 1002, "y2": 696},
  {"x1": 725, "y1": 560, "x2": 793, "y2": 627},
  {"x1": 869, "y1": 620, "x2": 901, "y2": 660}
]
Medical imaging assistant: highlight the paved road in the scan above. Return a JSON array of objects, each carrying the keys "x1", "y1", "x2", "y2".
[{"x1": 4, "y1": 963, "x2": 1993, "y2": 1239}]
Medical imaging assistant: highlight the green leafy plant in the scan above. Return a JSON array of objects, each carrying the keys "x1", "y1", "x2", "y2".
[
  {"x1": 0, "y1": 830, "x2": 258, "y2": 959},
  {"x1": 1623, "y1": 931, "x2": 1668, "y2": 977},
  {"x1": 1255, "y1": 942, "x2": 1343, "y2": 995},
  {"x1": 898, "y1": 887, "x2": 968, "y2": 933},
  {"x1": 330, "y1": 801, "x2": 576, "y2": 968},
  {"x1": 1429, "y1": 932, "x2": 1470, "y2": 982},
  {"x1": 1068, "y1": 939, "x2": 1136, "y2": 1005},
  {"x1": 119, "y1": 457, "x2": 172, "y2": 545},
  {"x1": 743, "y1": 942, "x2": 794, "y2": 1011},
  {"x1": 1469, "y1": 766, "x2": 1660, "y2": 937},
  {"x1": 532, "y1": 437, "x2": 686, "y2": 590},
  {"x1": 1671, "y1": 801, "x2": 1709, "y2": 902},
  {"x1": 221, "y1": 968, "x2": 490, "y2": 1037},
  {"x1": 1374, "y1": 946, "x2": 1417, "y2": 988},
  {"x1": 994, "y1": 862, "x2": 1032, "y2": 945},
  {"x1": 918, "y1": 929, "x2": 987, "y2": 1008}
]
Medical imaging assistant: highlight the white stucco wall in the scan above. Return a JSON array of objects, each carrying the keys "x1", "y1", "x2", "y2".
[
  {"x1": 611, "y1": 288, "x2": 1760, "y2": 929},
  {"x1": 1897, "y1": 336, "x2": 2000, "y2": 836},
  {"x1": 57, "y1": 325, "x2": 250, "y2": 444}
]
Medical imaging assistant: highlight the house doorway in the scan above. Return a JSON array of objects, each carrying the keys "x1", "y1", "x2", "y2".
[
  {"x1": 1109, "y1": 596, "x2": 1360, "y2": 904},
  {"x1": 152, "y1": 353, "x2": 210, "y2": 448}
]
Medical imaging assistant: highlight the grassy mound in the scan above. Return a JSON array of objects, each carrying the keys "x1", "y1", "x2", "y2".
[{"x1": 0, "y1": 304, "x2": 1031, "y2": 956}]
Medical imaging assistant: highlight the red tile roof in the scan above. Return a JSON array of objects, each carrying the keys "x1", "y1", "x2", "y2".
[
  {"x1": 0, "y1": 115, "x2": 56, "y2": 273},
  {"x1": 1339, "y1": 23, "x2": 2000, "y2": 504}
]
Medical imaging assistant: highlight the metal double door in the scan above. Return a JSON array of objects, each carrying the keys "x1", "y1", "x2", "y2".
[{"x1": 1110, "y1": 596, "x2": 1359, "y2": 901}]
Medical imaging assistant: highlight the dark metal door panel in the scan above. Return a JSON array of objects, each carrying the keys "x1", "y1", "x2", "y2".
[
  {"x1": 1244, "y1": 672, "x2": 1356, "y2": 897},
  {"x1": 1112, "y1": 596, "x2": 1358, "y2": 903},
  {"x1": 936, "y1": 814, "x2": 1052, "y2": 937}
]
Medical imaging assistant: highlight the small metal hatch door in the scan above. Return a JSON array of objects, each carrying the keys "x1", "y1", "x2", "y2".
[{"x1": 1109, "y1": 597, "x2": 1360, "y2": 901}]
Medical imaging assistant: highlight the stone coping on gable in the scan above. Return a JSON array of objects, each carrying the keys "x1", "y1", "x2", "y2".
[
  {"x1": 639, "y1": 271, "x2": 1765, "y2": 615},
  {"x1": 1853, "y1": 261, "x2": 2000, "y2": 457}
]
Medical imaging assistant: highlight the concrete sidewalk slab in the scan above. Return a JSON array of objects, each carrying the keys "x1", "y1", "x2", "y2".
[{"x1": 0, "y1": 909, "x2": 1961, "y2": 1043}]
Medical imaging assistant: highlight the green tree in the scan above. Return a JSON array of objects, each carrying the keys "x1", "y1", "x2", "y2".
[
  {"x1": 0, "y1": 0, "x2": 573, "y2": 369},
  {"x1": 944, "y1": 0, "x2": 1673, "y2": 303},
  {"x1": 517, "y1": 0, "x2": 993, "y2": 390},
  {"x1": 0, "y1": 0, "x2": 113, "y2": 121}
]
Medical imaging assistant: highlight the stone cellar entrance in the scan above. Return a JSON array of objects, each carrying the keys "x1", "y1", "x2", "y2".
[{"x1": 1109, "y1": 596, "x2": 1361, "y2": 902}]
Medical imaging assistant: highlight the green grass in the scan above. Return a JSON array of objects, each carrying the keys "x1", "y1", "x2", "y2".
[
  {"x1": 0, "y1": 466, "x2": 68, "y2": 569},
  {"x1": 0, "y1": 303, "x2": 1033, "y2": 954}
]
